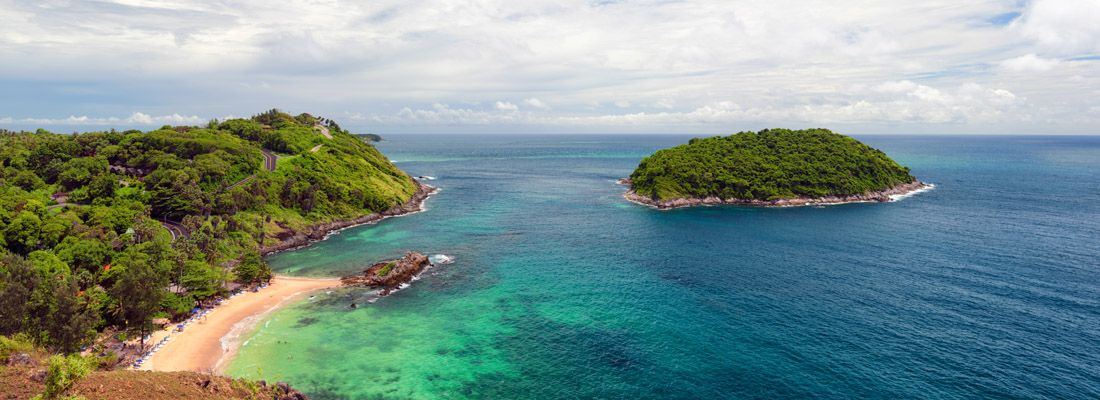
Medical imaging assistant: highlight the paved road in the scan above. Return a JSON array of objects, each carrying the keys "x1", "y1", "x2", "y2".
[
  {"x1": 315, "y1": 124, "x2": 332, "y2": 139},
  {"x1": 261, "y1": 149, "x2": 277, "y2": 171},
  {"x1": 160, "y1": 220, "x2": 189, "y2": 242},
  {"x1": 47, "y1": 202, "x2": 77, "y2": 211},
  {"x1": 226, "y1": 175, "x2": 256, "y2": 190},
  {"x1": 226, "y1": 148, "x2": 277, "y2": 191}
]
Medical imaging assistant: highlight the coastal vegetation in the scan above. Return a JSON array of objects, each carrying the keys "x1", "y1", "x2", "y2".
[
  {"x1": 628, "y1": 128, "x2": 917, "y2": 202},
  {"x1": 0, "y1": 110, "x2": 417, "y2": 356}
]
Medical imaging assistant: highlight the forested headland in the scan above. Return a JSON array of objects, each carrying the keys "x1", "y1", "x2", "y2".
[{"x1": 0, "y1": 109, "x2": 417, "y2": 354}]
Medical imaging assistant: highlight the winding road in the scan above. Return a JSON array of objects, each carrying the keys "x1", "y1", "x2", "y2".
[
  {"x1": 315, "y1": 124, "x2": 332, "y2": 139},
  {"x1": 261, "y1": 149, "x2": 277, "y2": 171},
  {"x1": 225, "y1": 148, "x2": 278, "y2": 191},
  {"x1": 160, "y1": 220, "x2": 189, "y2": 242},
  {"x1": 47, "y1": 202, "x2": 77, "y2": 211}
]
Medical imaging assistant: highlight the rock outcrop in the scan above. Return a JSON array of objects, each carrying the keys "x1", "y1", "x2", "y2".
[
  {"x1": 623, "y1": 180, "x2": 930, "y2": 209},
  {"x1": 341, "y1": 252, "x2": 432, "y2": 296}
]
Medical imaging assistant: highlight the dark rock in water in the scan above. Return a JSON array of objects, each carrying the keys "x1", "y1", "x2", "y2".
[
  {"x1": 341, "y1": 252, "x2": 432, "y2": 296},
  {"x1": 296, "y1": 317, "x2": 319, "y2": 327}
]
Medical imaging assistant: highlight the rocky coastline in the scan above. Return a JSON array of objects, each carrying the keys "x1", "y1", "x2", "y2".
[
  {"x1": 341, "y1": 252, "x2": 433, "y2": 296},
  {"x1": 260, "y1": 181, "x2": 436, "y2": 255},
  {"x1": 620, "y1": 178, "x2": 930, "y2": 209}
]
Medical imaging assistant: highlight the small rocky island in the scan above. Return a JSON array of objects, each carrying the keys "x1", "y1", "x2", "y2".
[
  {"x1": 342, "y1": 252, "x2": 432, "y2": 295},
  {"x1": 624, "y1": 128, "x2": 928, "y2": 209}
]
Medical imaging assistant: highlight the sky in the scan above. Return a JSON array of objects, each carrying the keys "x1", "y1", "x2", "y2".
[{"x1": 0, "y1": 0, "x2": 1098, "y2": 134}]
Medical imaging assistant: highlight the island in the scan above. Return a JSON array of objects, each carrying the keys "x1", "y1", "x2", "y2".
[{"x1": 624, "y1": 128, "x2": 928, "y2": 209}]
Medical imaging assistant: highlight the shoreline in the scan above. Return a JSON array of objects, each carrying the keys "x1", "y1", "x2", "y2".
[
  {"x1": 260, "y1": 180, "x2": 436, "y2": 255},
  {"x1": 141, "y1": 275, "x2": 342, "y2": 374},
  {"x1": 622, "y1": 179, "x2": 931, "y2": 210},
  {"x1": 144, "y1": 180, "x2": 436, "y2": 374}
]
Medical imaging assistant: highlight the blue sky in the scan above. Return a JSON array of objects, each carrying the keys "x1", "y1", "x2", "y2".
[{"x1": 1, "y1": 0, "x2": 1098, "y2": 134}]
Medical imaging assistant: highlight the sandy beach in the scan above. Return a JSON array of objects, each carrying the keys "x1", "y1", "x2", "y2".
[{"x1": 141, "y1": 275, "x2": 341, "y2": 373}]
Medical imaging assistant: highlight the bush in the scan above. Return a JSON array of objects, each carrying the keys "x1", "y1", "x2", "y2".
[
  {"x1": 377, "y1": 262, "x2": 395, "y2": 277},
  {"x1": 0, "y1": 334, "x2": 35, "y2": 359},
  {"x1": 35, "y1": 354, "x2": 93, "y2": 399}
]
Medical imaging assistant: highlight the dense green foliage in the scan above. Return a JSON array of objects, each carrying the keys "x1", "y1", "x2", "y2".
[
  {"x1": 629, "y1": 129, "x2": 915, "y2": 201},
  {"x1": 0, "y1": 110, "x2": 416, "y2": 353}
]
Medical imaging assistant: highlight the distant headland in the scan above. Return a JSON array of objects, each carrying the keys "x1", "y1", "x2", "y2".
[{"x1": 623, "y1": 128, "x2": 930, "y2": 209}]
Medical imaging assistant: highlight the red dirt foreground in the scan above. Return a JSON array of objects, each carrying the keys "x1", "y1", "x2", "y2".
[{"x1": 1, "y1": 351, "x2": 309, "y2": 400}]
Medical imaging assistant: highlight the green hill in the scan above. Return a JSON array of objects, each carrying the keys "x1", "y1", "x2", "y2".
[
  {"x1": 0, "y1": 109, "x2": 416, "y2": 354},
  {"x1": 628, "y1": 128, "x2": 917, "y2": 202}
]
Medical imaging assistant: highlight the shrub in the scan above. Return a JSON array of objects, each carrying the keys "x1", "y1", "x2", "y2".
[{"x1": 35, "y1": 354, "x2": 93, "y2": 399}]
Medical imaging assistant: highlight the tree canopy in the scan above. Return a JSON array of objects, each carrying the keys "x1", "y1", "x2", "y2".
[
  {"x1": 0, "y1": 109, "x2": 417, "y2": 352},
  {"x1": 629, "y1": 128, "x2": 916, "y2": 201}
]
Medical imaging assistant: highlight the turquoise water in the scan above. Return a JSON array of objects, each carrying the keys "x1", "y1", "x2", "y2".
[{"x1": 227, "y1": 135, "x2": 1100, "y2": 399}]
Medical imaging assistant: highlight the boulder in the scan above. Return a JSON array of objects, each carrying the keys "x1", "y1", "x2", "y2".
[{"x1": 342, "y1": 252, "x2": 432, "y2": 296}]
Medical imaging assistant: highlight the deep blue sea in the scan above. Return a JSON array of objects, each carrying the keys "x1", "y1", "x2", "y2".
[{"x1": 228, "y1": 135, "x2": 1100, "y2": 399}]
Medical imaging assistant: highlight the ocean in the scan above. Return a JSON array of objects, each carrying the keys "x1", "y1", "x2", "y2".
[{"x1": 226, "y1": 134, "x2": 1100, "y2": 399}]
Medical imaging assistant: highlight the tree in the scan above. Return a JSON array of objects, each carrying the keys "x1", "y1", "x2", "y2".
[
  {"x1": 194, "y1": 151, "x2": 231, "y2": 184},
  {"x1": 159, "y1": 292, "x2": 193, "y2": 320},
  {"x1": 83, "y1": 173, "x2": 118, "y2": 201},
  {"x1": 181, "y1": 260, "x2": 221, "y2": 299},
  {"x1": 5, "y1": 211, "x2": 42, "y2": 254},
  {"x1": 57, "y1": 157, "x2": 107, "y2": 191},
  {"x1": 233, "y1": 253, "x2": 271, "y2": 284},
  {"x1": 54, "y1": 237, "x2": 109, "y2": 276},
  {"x1": 38, "y1": 216, "x2": 69, "y2": 250},
  {"x1": 146, "y1": 169, "x2": 205, "y2": 219},
  {"x1": 0, "y1": 254, "x2": 38, "y2": 335},
  {"x1": 11, "y1": 170, "x2": 45, "y2": 191},
  {"x1": 44, "y1": 277, "x2": 96, "y2": 353},
  {"x1": 109, "y1": 253, "x2": 165, "y2": 350}
]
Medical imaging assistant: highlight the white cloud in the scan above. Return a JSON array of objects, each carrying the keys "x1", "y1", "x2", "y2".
[
  {"x1": 653, "y1": 99, "x2": 676, "y2": 109},
  {"x1": 0, "y1": 112, "x2": 205, "y2": 126},
  {"x1": 1013, "y1": 0, "x2": 1100, "y2": 54},
  {"x1": 523, "y1": 98, "x2": 550, "y2": 110},
  {"x1": 494, "y1": 101, "x2": 519, "y2": 112},
  {"x1": 999, "y1": 54, "x2": 1061, "y2": 72},
  {"x1": 0, "y1": 1, "x2": 1097, "y2": 133},
  {"x1": 362, "y1": 81, "x2": 1028, "y2": 128}
]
